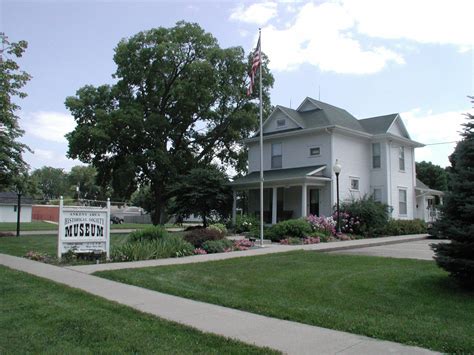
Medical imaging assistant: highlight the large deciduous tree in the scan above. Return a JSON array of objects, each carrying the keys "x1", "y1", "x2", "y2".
[
  {"x1": 432, "y1": 98, "x2": 474, "y2": 288},
  {"x1": 415, "y1": 161, "x2": 448, "y2": 192},
  {"x1": 0, "y1": 34, "x2": 31, "y2": 190},
  {"x1": 68, "y1": 165, "x2": 102, "y2": 201},
  {"x1": 31, "y1": 166, "x2": 69, "y2": 201},
  {"x1": 66, "y1": 22, "x2": 273, "y2": 224}
]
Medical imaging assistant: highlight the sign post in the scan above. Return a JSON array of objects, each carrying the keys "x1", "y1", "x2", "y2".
[{"x1": 58, "y1": 197, "x2": 110, "y2": 259}]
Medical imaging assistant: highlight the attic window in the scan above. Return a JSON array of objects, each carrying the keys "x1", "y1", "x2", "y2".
[
  {"x1": 309, "y1": 147, "x2": 320, "y2": 156},
  {"x1": 276, "y1": 119, "x2": 286, "y2": 127}
]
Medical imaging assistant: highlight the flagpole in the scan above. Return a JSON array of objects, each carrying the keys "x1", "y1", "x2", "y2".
[{"x1": 258, "y1": 28, "x2": 264, "y2": 248}]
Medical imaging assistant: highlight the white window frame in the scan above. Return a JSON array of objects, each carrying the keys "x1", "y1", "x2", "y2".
[
  {"x1": 372, "y1": 142, "x2": 381, "y2": 169},
  {"x1": 373, "y1": 187, "x2": 382, "y2": 202},
  {"x1": 309, "y1": 146, "x2": 321, "y2": 157},
  {"x1": 399, "y1": 146, "x2": 405, "y2": 171},
  {"x1": 350, "y1": 177, "x2": 360, "y2": 191},
  {"x1": 271, "y1": 142, "x2": 282, "y2": 169},
  {"x1": 399, "y1": 188, "x2": 407, "y2": 216}
]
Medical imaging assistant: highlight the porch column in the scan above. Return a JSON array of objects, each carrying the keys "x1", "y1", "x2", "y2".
[
  {"x1": 301, "y1": 184, "x2": 307, "y2": 218},
  {"x1": 272, "y1": 187, "x2": 277, "y2": 224},
  {"x1": 232, "y1": 190, "x2": 237, "y2": 225}
]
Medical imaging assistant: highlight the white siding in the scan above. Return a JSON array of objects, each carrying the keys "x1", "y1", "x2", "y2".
[
  {"x1": 0, "y1": 205, "x2": 32, "y2": 223},
  {"x1": 388, "y1": 143, "x2": 415, "y2": 219},
  {"x1": 332, "y1": 132, "x2": 371, "y2": 203},
  {"x1": 370, "y1": 140, "x2": 389, "y2": 204},
  {"x1": 263, "y1": 111, "x2": 299, "y2": 134},
  {"x1": 248, "y1": 131, "x2": 332, "y2": 172},
  {"x1": 388, "y1": 119, "x2": 408, "y2": 138}
]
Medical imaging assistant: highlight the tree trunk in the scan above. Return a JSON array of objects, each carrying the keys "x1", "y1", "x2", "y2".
[{"x1": 151, "y1": 182, "x2": 165, "y2": 225}]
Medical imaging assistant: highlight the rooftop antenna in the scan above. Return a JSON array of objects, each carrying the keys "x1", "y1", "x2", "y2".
[
  {"x1": 290, "y1": 98, "x2": 292, "y2": 108},
  {"x1": 318, "y1": 85, "x2": 321, "y2": 101}
]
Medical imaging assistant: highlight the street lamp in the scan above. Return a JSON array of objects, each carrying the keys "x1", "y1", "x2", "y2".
[{"x1": 333, "y1": 159, "x2": 342, "y2": 234}]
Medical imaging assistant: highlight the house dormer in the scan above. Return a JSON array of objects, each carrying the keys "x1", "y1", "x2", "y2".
[
  {"x1": 297, "y1": 97, "x2": 323, "y2": 112},
  {"x1": 387, "y1": 115, "x2": 411, "y2": 139},
  {"x1": 261, "y1": 105, "x2": 304, "y2": 135}
]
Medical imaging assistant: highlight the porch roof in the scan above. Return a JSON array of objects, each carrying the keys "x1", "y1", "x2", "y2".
[
  {"x1": 415, "y1": 178, "x2": 444, "y2": 196},
  {"x1": 229, "y1": 165, "x2": 329, "y2": 187}
]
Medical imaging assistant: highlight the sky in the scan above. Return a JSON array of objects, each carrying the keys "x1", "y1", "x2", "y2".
[{"x1": 2, "y1": 0, "x2": 473, "y2": 172}]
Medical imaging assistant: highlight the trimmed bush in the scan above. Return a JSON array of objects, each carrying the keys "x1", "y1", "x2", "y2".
[
  {"x1": 234, "y1": 214, "x2": 259, "y2": 233},
  {"x1": 202, "y1": 239, "x2": 234, "y2": 253},
  {"x1": 208, "y1": 223, "x2": 228, "y2": 235},
  {"x1": 111, "y1": 234, "x2": 193, "y2": 262},
  {"x1": 339, "y1": 195, "x2": 390, "y2": 237},
  {"x1": 184, "y1": 228, "x2": 224, "y2": 248},
  {"x1": 268, "y1": 219, "x2": 312, "y2": 242},
  {"x1": 382, "y1": 219, "x2": 427, "y2": 236},
  {"x1": 128, "y1": 226, "x2": 167, "y2": 243}
]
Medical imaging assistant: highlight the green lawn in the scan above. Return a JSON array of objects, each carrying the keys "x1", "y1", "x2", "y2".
[
  {"x1": 0, "y1": 234, "x2": 129, "y2": 259},
  {"x1": 96, "y1": 251, "x2": 474, "y2": 353},
  {"x1": 0, "y1": 266, "x2": 276, "y2": 354},
  {"x1": 0, "y1": 222, "x2": 184, "y2": 232},
  {"x1": 0, "y1": 221, "x2": 57, "y2": 232}
]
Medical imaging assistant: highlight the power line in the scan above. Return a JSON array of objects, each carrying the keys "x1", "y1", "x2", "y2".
[{"x1": 424, "y1": 141, "x2": 458, "y2": 146}]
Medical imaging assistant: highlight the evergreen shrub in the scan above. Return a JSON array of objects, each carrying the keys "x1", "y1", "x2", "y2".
[
  {"x1": 202, "y1": 239, "x2": 234, "y2": 253},
  {"x1": 184, "y1": 228, "x2": 224, "y2": 247},
  {"x1": 127, "y1": 226, "x2": 167, "y2": 243},
  {"x1": 267, "y1": 219, "x2": 312, "y2": 242}
]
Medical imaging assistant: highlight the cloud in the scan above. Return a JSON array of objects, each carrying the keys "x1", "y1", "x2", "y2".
[
  {"x1": 262, "y1": 2, "x2": 404, "y2": 73},
  {"x1": 23, "y1": 111, "x2": 76, "y2": 143},
  {"x1": 229, "y1": 1, "x2": 278, "y2": 25},
  {"x1": 400, "y1": 107, "x2": 473, "y2": 167},
  {"x1": 342, "y1": 0, "x2": 474, "y2": 49},
  {"x1": 233, "y1": 0, "x2": 472, "y2": 74},
  {"x1": 34, "y1": 149, "x2": 56, "y2": 161}
]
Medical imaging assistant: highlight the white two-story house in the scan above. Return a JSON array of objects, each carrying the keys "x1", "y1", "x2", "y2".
[{"x1": 230, "y1": 97, "x2": 443, "y2": 224}]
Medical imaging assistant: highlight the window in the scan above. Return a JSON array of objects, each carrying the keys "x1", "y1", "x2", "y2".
[
  {"x1": 271, "y1": 143, "x2": 282, "y2": 169},
  {"x1": 372, "y1": 143, "x2": 381, "y2": 168},
  {"x1": 276, "y1": 119, "x2": 286, "y2": 127},
  {"x1": 350, "y1": 178, "x2": 359, "y2": 191},
  {"x1": 373, "y1": 188, "x2": 382, "y2": 202},
  {"x1": 399, "y1": 189, "x2": 407, "y2": 215},
  {"x1": 309, "y1": 147, "x2": 320, "y2": 156},
  {"x1": 13, "y1": 205, "x2": 17, "y2": 212},
  {"x1": 399, "y1": 146, "x2": 405, "y2": 171}
]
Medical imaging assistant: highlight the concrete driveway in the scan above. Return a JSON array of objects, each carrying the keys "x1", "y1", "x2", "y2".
[{"x1": 330, "y1": 239, "x2": 449, "y2": 261}]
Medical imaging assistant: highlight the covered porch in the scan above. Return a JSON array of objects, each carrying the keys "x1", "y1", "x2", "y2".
[
  {"x1": 230, "y1": 166, "x2": 332, "y2": 225},
  {"x1": 415, "y1": 179, "x2": 444, "y2": 223}
]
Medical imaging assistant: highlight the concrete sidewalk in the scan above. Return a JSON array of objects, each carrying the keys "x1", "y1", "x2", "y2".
[
  {"x1": 0, "y1": 253, "x2": 436, "y2": 354},
  {"x1": 332, "y1": 239, "x2": 447, "y2": 261},
  {"x1": 69, "y1": 234, "x2": 429, "y2": 274}
]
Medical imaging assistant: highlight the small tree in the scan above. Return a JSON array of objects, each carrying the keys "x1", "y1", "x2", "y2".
[
  {"x1": 169, "y1": 166, "x2": 232, "y2": 227},
  {"x1": 432, "y1": 97, "x2": 474, "y2": 288},
  {"x1": 0, "y1": 34, "x2": 31, "y2": 189}
]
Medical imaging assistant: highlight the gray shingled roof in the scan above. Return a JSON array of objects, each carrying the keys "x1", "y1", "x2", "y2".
[
  {"x1": 0, "y1": 192, "x2": 33, "y2": 205},
  {"x1": 230, "y1": 165, "x2": 326, "y2": 185},
  {"x1": 415, "y1": 178, "x2": 444, "y2": 194},
  {"x1": 359, "y1": 114, "x2": 398, "y2": 134},
  {"x1": 261, "y1": 98, "x2": 392, "y2": 136}
]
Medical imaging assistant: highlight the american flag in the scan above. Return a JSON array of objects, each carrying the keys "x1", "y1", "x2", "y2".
[{"x1": 247, "y1": 35, "x2": 261, "y2": 96}]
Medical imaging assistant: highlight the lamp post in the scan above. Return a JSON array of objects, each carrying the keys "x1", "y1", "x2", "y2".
[{"x1": 333, "y1": 159, "x2": 342, "y2": 234}]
